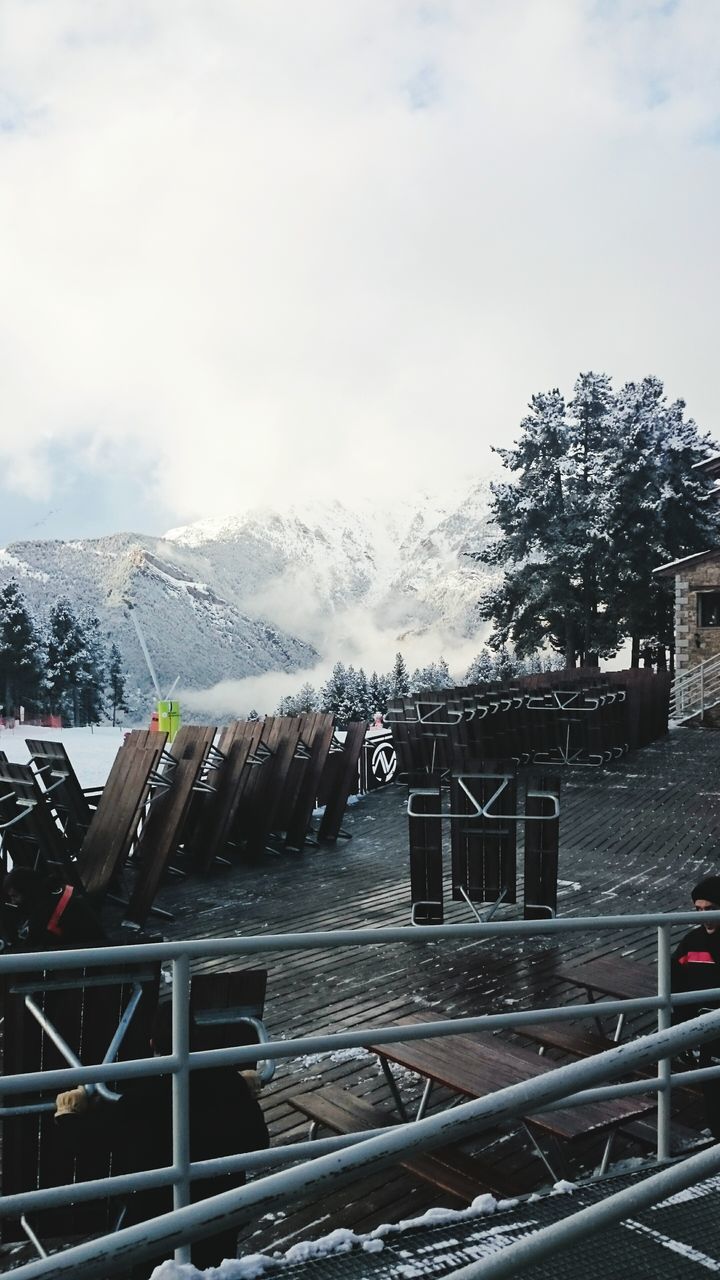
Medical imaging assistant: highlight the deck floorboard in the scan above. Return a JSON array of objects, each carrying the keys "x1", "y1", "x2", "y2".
[{"x1": 136, "y1": 727, "x2": 720, "y2": 1257}]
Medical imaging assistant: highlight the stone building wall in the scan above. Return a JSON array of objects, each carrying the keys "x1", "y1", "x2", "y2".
[{"x1": 675, "y1": 555, "x2": 720, "y2": 673}]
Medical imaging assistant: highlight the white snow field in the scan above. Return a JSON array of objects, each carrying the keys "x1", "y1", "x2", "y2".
[{"x1": 0, "y1": 723, "x2": 125, "y2": 789}]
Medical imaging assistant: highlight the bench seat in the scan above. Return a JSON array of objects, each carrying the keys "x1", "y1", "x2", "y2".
[{"x1": 290, "y1": 1084, "x2": 504, "y2": 1203}]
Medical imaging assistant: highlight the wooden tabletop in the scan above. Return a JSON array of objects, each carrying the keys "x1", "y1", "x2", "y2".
[
  {"x1": 556, "y1": 956, "x2": 658, "y2": 1001},
  {"x1": 367, "y1": 1012, "x2": 654, "y2": 1142}
]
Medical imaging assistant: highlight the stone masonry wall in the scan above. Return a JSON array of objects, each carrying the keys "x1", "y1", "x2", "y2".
[{"x1": 677, "y1": 556, "x2": 720, "y2": 672}]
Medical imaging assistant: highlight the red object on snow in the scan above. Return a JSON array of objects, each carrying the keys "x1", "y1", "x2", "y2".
[{"x1": 149, "y1": 710, "x2": 160, "y2": 731}]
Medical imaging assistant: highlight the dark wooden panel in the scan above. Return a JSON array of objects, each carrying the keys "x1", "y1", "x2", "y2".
[
  {"x1": 524, "y1": 773, "x2": 561, "y2": 920},
  {"x1": 77, "y1": 731, "x2": 168, "y2": 898},
  {"x1": 317, "y1": 721, "x2": 367, "y2": 843},
  {"x1": 126, "y1": 726, "x2": 216, "y2": 924},
  {"x1": 450, "y1": 757, "x2": 517, "y2": 906},
  {"x1": 285, "y1": 713, "x2": 335, "y2": 852}
]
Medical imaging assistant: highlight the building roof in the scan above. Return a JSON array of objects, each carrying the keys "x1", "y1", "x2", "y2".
[
  {"x1": 693, "y1": 453, "x2": 720, "y2": 476},
  {"x1": 653, "y1": 548, "x2": 720, "y2": 577}
]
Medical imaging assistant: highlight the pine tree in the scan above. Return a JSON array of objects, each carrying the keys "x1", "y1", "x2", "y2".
[
  {"x1": 320, "y1": 662, "x2": 350, "y2": 719},
  {"x1": 409, "y1": 658, "x2": 455, "y2": 693},
  {"x1": 107, "y1": 643, "x2": 129, "y2": 727},
  {"x1": 295, "y1": 682, "x2": 319, "y2": 714},
  {"x1": 368, "y1": 670, "x2": 389, "y2": 716},
  {"x1": 276, "y1": 694, "x2": 299, "y2": 716},
  {"x1": 605, "y1": 377, "x2": 720, "y2": 668},
  {"x1": 0, "y1": 581, "x2": 44, "y2": 717},
  {"x1": 45, "y1": 599, "x2": 90, "y2": 726},
  {"x1": 465, "y1": 649, "x2": 495, "y2": 684},
  {"x1": 350, "y1": 667, "x2": 371, "y2": 720},
  {"x1": 388, "y1": 652, "x2": 410, "y2": 697},
  {"x1": 490, "y1": 646, "x2": 517, "y2": 682},
  {"x1": 478, "y1": 371, "x2": 719, "y2": 668},
  {"x1": 75, "y1": 613, "x2": 107, "y2": 725}
]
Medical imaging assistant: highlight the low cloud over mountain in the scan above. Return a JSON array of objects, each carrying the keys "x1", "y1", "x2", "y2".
[{"x1": 0, "y1": 481, "x2": 499, "y2": 716}]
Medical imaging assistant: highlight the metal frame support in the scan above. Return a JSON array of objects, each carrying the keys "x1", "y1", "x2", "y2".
[
  {"x1": 171, "y1": 953, "x2": 192, "y2": 1266},
  {"x1": 657, "y1": 923, "x2": 672, "y2": 1162}
]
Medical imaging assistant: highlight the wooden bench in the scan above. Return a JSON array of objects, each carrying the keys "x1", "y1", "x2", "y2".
[
  {"x1": 515, "y1": 1022, "x2": 614, "y2": 1058},
  {"x1": 290, "y1": 1084, "x2": 503, "y2": 1204}
]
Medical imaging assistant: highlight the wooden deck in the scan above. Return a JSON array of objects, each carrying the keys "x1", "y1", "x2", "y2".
[
  {"x1": 126, "y1": 724, "x2": 720, "y2": 1259},
  {"x1": 3, "y1": 724, "x2": 719, "y2": 1271}
]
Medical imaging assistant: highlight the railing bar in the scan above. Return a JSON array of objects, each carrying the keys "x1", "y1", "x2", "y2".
[
  {"x1": 7, "y1": 1011, "x2": 720, "y2": 1280},
  {"x1": 8, "y1": 988, "x2": 720, "y2": 1097},
  {"x1": 1, "y1": 911, "x2": 720, "y2": 975}
]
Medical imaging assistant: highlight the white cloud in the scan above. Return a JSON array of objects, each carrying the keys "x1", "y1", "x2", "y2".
[{"x1": 1, "y1": 0, "x2": 720, "y2": 530}]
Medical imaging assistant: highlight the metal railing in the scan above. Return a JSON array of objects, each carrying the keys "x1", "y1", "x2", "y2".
[
  {"x1": 2, "y1": 910, "x2": 720, "y2": 1279},
  {"x1": 670, "y1": 652, "x2": 720, "y2": 721}
]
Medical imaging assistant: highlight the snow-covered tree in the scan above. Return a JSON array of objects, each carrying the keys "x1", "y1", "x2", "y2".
[
  {"x1": 478, "y1": 371, "x2": 720, "y2": 668},
  {"x1": 465, "y1": 649, "x2": 495, "y2": 685},
  {"x1": 320, "y1": 662, "x2": 351, "y2": 719},
  {"x1": 276, "y1": 694, "x2": 299, "y2": 716},
  {"x1": 107, "y1": 643, "x2": 129, "y2": 726},
  {"x1": 388, "y1": 652, "x2": 410, "y2": 698},
  {"x1": 368, "y1": 670, "x2": 389, "y2": 715},
  {"x1": 344, "y1": 667, "x2": 369, "y2": 720},
  {"x1": 45, "y1": 599, "x2": 94, "y2": 726},
  {"x1": 295, "y1": 682, "x2": 319, "y2": 714},
  {"x1": 75, "y1": 612, "x2": 107, "y2": 725},
  {"x1": 409, "y1": 657, "x2": 454, "y2": 692},
  {"x1": 0, "y1": 580, "x2": 44, "y2": 716},
  {"x1": 605, "y1": 377, "x2": 720, "y2": 668}
]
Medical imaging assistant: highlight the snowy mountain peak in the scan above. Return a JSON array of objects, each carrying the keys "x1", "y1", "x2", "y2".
[{"x1": 0, "y1": 481, "x2": 499, "y2": 713}]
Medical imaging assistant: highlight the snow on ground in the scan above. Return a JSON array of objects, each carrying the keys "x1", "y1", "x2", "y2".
[
  {"x1": 0, "y1": 724, "x2": 126, "y2": 789},
  {"x1": 146, "y1": 1191, "x2": 524, "y2": 1280}
]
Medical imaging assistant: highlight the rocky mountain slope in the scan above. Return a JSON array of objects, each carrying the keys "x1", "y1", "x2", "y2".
[{"x1": 0, "y1": 480, "x2": 499, "y2": 709}]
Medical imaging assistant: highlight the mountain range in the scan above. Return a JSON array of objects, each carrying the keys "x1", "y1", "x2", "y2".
[{"x1": 0, "y1": 480, "x2": 499, "y2": 714}]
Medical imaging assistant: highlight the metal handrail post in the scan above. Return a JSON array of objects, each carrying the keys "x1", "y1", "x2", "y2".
[
  {"x1": 656, "y1": 924, "x2": 672, "y2": 1161},
  {"x1": 700, "y1": 660, "x2": 705, "y2": 717},
  {"x1": 171, "y1": 953, "x2": 191, "y2": 1266}
]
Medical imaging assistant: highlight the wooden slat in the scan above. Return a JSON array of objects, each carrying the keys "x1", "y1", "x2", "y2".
[
  {"x1": 77, "y1": 731, "x2": 168, "y2": 897},
  {"x1": 126, "y1": 725, "x2": 216, "y2": 924},
  {"x1": 290, "y1": 1084, "x2": 501, "y2": 1202},
  {"x1": 317, "y1": 721, "x2": 367, "y2": 843}
]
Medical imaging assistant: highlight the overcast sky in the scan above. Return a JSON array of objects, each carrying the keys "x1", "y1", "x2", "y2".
[{"x1": 1, "y1": 0, "x2": 719, "y2": 545}]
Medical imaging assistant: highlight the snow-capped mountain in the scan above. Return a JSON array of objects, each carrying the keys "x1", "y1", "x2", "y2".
[
  {"x1": 163, "y1": 480, "x2": 498, "y2": 644},
  {"x1": 0, "y1": 480, "x2": 499, "y2": 710}
]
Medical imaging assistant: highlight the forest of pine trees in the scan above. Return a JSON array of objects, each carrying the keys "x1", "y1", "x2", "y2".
[
  {"x1": 0, "y1": 581, "x2": 128, "y2": 727},
  {"x1": 275, "y1": 647, "x2": 560, "y2": 726}
]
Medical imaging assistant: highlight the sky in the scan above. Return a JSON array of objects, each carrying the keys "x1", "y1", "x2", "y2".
[{"x1": 2, "y1": 0, "x2": 720, "y2": 546}]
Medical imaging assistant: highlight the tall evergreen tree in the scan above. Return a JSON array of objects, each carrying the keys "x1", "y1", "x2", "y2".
[
  {"x1": 465, "y1": 650, "x2": 494, "y2": 685},
  {"x1": 368, "y1": 670, "x2": 389, "y2": 715},
  {"x1": 320, "y1": 662, "x2": 351, "y2": 719},
  {"x1": 295, "y1": 682, "x2": 319, "y2": 714},
  {"x1": 479, "y1": 371, "x2": 719, "y2": 667},
  {"x1": 349, "y1": 667, "x2": 371, "y2": 720},
  {"x1": 409, "y1": 658, "x2": 454, "y2": 692},
  {"x1": 46, "y1": 599, "x2": 90, "y2": 726},
  {"x1": 0, "y1": 581, "x2": 44, "y2": 716},
  {"x1": 76, "y1": 612, "x2": 107, "y2": 725},
  {"x1": 388, "y1": 652, "x2": 410, "y2": 697},
  {"x1": 108, "y1": 643, "x2": 129, "y2": 726},
  {"x1": 605, "y1": 377, "x2": 719, "y2": 668}
]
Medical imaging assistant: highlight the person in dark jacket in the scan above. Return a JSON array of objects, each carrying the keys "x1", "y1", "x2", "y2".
[
  {"x1": 2, "y1": 866, "x2": 106, "y2": 950},
  {"x1": 54, "y1": 1002, "x2": 270, "y2": 1271},
  {"x1": 672, "y1": 874, "x2": 720, "y2": 1138}
]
